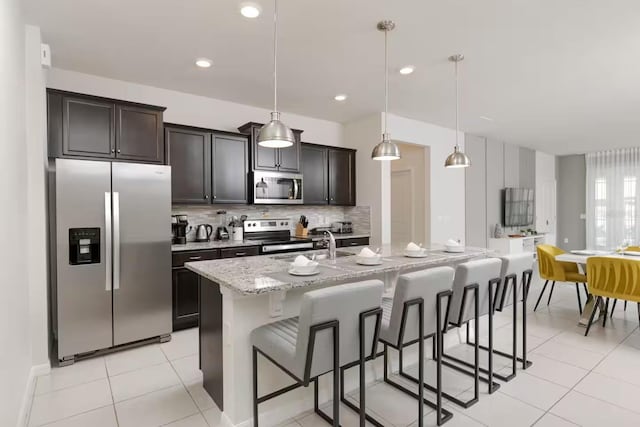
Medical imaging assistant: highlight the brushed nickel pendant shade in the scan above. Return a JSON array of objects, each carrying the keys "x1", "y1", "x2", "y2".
[
  {"x1": 371, "y1": 20, "x2": 400, "y2": 161},
  {"x1": 258, "y1": 0, "x2": 295, "y2": 148},
  {"x1": 444, "y1": 54, "x2": 471, "y2": 168}
]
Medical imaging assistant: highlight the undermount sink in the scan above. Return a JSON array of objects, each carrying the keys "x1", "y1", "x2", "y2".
[{"x1": 273, "y1": 250, "x2": 354, "y2": 262}]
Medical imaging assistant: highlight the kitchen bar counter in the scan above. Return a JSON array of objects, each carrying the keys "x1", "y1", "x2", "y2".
[
  {"x1": 186, "y1": 245, "x2": 487, "y2": 295},
  {"x1": 187, "y1": 245, "x2": 489, "y2": 427}
]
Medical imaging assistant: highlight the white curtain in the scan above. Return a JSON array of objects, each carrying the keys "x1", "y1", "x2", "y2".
[{"x1": 586, "y1": 148, "x2": 640, "y2": 250}]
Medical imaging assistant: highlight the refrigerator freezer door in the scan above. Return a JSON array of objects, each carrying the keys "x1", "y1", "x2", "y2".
[
  {"x1": 55, "y1": 159, "x2": 113, "y2": 358},
  {"x1": 111, "y1": 162, "x2": 172, "y2": 345}
]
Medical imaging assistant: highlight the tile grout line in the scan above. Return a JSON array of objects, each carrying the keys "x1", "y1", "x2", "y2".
[
  {"x1": 104, "y1": 356, "x2": 121, "y2": 427},
  {"x1": 165, "y1": 350, "x2": 208, "y2": 425}
]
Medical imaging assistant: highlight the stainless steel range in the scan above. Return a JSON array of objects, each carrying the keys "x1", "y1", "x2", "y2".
[{"x1": 244, "y1": 219, "x2": 314, "y2": 254}]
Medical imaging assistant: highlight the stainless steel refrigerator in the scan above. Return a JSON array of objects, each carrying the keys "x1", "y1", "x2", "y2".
[{"x1": 49, "y1": 158, "x2": 172, "y2": 365}]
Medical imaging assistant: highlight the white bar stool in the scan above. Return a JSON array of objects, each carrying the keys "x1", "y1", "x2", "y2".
[
  {"x1": 439, "y1": 258, "x2": 503, "y2": 408},
  {"x1": 250, "y1": 280, "x2": 384, "y2": 427},
  {"x1": 366, "y1": 267, "x2": 456, "y2": 427}
]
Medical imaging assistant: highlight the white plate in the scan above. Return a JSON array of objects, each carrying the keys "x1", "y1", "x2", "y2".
[
  {"x1": 404, "y1": 251, "x2": 429, "y2": 258},
  {"x1": 288, "y1": 268, "x2": 320, "y2": 276},
  {"x1": 356, "y1": 258, "x2": 383, "y2": 266}
]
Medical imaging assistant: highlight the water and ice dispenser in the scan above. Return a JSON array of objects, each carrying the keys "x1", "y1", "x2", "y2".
[{"x1": 68, "y1": 228, "x2": 100, "y2": 265}]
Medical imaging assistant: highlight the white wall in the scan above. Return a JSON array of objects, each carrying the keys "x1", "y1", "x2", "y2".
[
  {"x1": 26, "y1": 25, "x2": 50, "y2": 371},
  {"x1": 47, "y1": 68, "x2": 344, "y2": 147},
  {"x1": 537, "y1": 151, "x2": 558, "y2": 246},
  {"x1": 0, "y1": 0, "x2": 32, "y2": 425},
  {"x1": 387, "y1": 114, "x2": 466, "y2": 245}
]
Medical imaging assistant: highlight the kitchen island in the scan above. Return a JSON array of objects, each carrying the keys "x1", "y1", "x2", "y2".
[{"x1": 186, "y1": 245, "x2": 489, "y2": 427}]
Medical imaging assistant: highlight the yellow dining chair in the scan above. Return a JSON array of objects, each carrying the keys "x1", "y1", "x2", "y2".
[
  {"x1": 585, "y1": 257, "x2": 640, "y2": 336},
  {"x1": 610, "y1": 246, "x2": 640, "y2": 315},
  {"x1": 535, "y1": 245, "x2": 588, "y2": 313}
]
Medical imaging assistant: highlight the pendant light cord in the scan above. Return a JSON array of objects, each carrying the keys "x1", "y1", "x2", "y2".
[
  {"x1": 454, "y1": 58, "x2": 459, "y2": 148},
  {"x1": 384, "y1": 26, "x2": 388, "y2": 136},
  {"x1": 273, "y1": 0, "x2": 278, "y2": 113}
]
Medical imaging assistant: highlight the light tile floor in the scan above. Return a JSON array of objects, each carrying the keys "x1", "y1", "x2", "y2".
[{"x1": 26, "y1": 277, "x2": 640, "y2": 426}]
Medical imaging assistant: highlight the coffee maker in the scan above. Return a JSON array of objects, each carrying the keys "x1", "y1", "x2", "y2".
[{"x1": 172, "y1": 215, "x2": 191, "y2": 244}]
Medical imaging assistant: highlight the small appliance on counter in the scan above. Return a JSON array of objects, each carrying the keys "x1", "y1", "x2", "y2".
[
  {"x1": 331, "y1": 221, "x2": 353, "y2": 234},
  {"x1": 195, "y1": 224, "x2": 214, "y2": 242},
  {"x1": 216, "y1": 226, "x2": 230, "y2": 240},
  {"x1": 172, "y1": 215, "x2": 191, "y2": 245}
]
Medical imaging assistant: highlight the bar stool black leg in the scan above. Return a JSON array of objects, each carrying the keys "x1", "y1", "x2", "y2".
[{"x1": 253, "y1": 347, "x2": 258, "y2": 427}]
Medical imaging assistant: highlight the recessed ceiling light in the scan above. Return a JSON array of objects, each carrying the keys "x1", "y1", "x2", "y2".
[
  {"x1": 334, "y1": 94, "x2": 347, "y2": 102},
  {"x1": 480, "y1": 116, "x2": 494, "y2": 121},
  {"x1": 399, "y1": 65, "x2": 415, "y2": 75},
  {"x1": 195, "y1": 58, "x2": 213, "y2": 68},
  {"x1": 240, "y1": 2, "x2": 261, "y2": 18}
]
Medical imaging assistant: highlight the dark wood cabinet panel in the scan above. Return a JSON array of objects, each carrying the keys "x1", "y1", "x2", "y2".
[
  {"x1": 278, "y1": 141, "x2": 301, "y2": 172},
  {"x1": 172, "y1": 268, "x2": 200, "y2": 331},
  {"x1": 220, "y1": 246, "x2": 259, "y2": 258},
  {"x1": 329, "y1": 148, "x2": 356, "y2": 206},
  {"x1": 62, "y1": 96, "x2": 115, "y2": 158},
  {"x1": 336, "y1": 237, "x2": 370, "y2": 248},
  {"x1": 301, "y1": 144, "x2": 328, "y2": 204},
  {"x1": 116, "y1": 105, "x2": 163, "y2": 163},
  {"x1": 47, "y1": 90, "x2": 166, "y2": 164},
  {"x1": 212, "y1": 134, "x2": 249, "y2": 203},
  {"x1": 254, "y1": 142, "x2": 279, "y2": 171},
  {"x1": 172, "y1": 249, "x2": 220, "y2": 267},
  {"x1": 166, "y1": 126, "x2": 212, "y2": 204}
]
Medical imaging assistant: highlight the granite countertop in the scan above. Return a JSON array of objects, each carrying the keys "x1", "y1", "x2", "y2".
[
  {"x1": 172, "y1": 233, "x2": 371, "y2": 252},
  {"x1": 185, "y1": 245, "x2": 489, "y2": 296}
]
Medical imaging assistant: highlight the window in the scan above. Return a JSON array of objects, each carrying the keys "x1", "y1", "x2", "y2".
[{"x1": 586, "y1": 149, "x2": 640, "y2": 250}]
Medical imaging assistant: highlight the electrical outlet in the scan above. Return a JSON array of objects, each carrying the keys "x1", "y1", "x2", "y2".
[
  {"x1": 579, "y1": 213, "x2": 586, "y2": 220},
  {"x1": 564, "y1": 238, "x2": 569, "y2": 244}
]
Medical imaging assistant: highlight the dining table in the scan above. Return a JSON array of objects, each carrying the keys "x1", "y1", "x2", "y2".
[{"x1": 555, "y1": 250, "x2": 640, "y2": 325}]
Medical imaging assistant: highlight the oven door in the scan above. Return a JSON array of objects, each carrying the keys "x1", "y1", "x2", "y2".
[{"x1": 253, "y1": 171, "x2": 303, "y2": 204}]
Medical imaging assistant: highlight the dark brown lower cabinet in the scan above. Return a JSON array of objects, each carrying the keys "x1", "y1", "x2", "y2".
[
  {"x1": 336, "y1": 237, "x2": 370, "y2": 248},
  {"x1": 172, "y1": 268, "x2": 200, "y2": 331}
]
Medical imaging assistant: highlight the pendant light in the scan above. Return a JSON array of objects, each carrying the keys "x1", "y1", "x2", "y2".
[
  {"x1": 371, "y1": 20, "x2": 401, "y2": 161},
  {"x1": 257, "y1": 0, "x2": 295, "y2": 148},
  {"x1": 444, "y1": 54, "x2": 471, "y2": 168}
]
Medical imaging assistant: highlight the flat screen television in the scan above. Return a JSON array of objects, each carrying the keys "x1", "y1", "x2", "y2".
[{"x1": 503, "y1": 188, "x2": 534, "y2": 227}]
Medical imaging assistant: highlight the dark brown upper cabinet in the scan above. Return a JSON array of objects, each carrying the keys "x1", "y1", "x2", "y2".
[
  {"x1": 47, "y1": 89, "x2": 166, "y2": 164},
  {"x1": 301, "y1": 143, "x2": 356, "y2": 206},
  {"x1": 301, "y1": 143, "x2": 329, "y2": 204},
  {"x1": 211, "y1": 133, "x2": 249, "y2": 203},
  {"x1": 116, "y1": 105, "x2": 164, "y2": 163},
  {"x1": 166, "y1": 126, "x2": 212, "y2": 204},
  {"x1": 328, "y1": 148, "x2": 356, "y2": 205},
  {"x1": 166, "y1": 124, "x2": 249, "y2": 205},
  {"x1": 238, "y1": 122, "x2": 303, "y2": 172}
]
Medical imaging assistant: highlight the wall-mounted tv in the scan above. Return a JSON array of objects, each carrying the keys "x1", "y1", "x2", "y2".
[{"x1": 503, "y1": 188, "x2": 534, "y2": 227}]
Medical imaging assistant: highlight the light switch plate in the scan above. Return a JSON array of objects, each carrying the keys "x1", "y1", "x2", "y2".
[
  {"x1": 579, "y1": 213, "x2": 586, "y2": 220},
  {"x1": 564, "y1": 238, "x2": 569, "y2": 244}
]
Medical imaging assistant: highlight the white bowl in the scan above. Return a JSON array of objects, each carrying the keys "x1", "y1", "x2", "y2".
[
  {"x1": 444, "y1": 245, "x2": 464, "y2": 253},
  {"x1": 289, "y1": 261, "x2": 319, "y2": 274},
  {"x1": 357, "y1": 255, "x2": 382, "y2": 265}
]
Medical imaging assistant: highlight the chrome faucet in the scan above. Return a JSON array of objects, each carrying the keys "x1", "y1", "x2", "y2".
[{"x1": 324, "y1": 231, "x2": 336, "y2": 260}]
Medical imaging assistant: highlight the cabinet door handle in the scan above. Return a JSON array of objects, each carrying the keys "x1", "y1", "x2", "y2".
[
  {"x1": 235, "y1": 252, "x2": 247, "y2": 256},
  {"x1": 213, "y1": 195, "x2": 217, "y2": 199},
  {"x1": 111, "y1": 149, "x2": 115, "y2": 153},
  {"x1": 189, "y1": 256, "x2": 202, "y2": 260},
  {"x1": 117, "y1": 149, "x2": 121, "y2": 153},
  {"x1": 204, "y1": 195, "x2": 209, "y2": 199}
]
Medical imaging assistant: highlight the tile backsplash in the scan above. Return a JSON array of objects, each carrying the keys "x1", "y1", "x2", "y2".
[{"x1": 172, "y1": 204, "x2": 370, "y2": 242}]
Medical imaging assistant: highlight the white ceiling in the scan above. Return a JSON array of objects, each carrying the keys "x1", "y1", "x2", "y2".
[{"x1": 25, "y1": 0, "x2": 640, "y2": 155}]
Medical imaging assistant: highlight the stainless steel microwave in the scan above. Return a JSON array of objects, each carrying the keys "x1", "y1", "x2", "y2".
[{"x1": 252, "y1": 171, "x2": 303, "y2": 204}]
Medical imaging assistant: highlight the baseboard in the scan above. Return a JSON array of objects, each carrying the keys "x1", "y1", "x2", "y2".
[{"x1": 17, "y1": 362, "x2": 51, "y2": 426}]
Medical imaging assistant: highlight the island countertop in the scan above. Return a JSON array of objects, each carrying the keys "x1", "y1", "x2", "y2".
[{"x1": 185, "y1": 245, "x2": 490, "y2": 296}]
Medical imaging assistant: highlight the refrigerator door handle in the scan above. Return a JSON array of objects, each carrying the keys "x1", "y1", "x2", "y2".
[
  {"x1": 105, "y1": 192, "x2": 112, "y2": 291},
  {"x1": 113, "y1": 191, "x2": 121, "y2": 290}
]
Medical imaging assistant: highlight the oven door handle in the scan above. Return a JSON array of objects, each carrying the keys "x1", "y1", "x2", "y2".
[{"x1": 261, "y1": 242, "x2": 315, "y2": 253}]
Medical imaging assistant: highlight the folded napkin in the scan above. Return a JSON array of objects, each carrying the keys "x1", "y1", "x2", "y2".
[
  {"x1": 292, "y1": 255, "x2": 311, "y2": 267},
  {"x1": 359, "y1": 247, "x2": 377, "y2": 258},
  {"x1": 446, "y1": 239, "x2": 460, "y2": 247},
  {"x1": 406, "y1": 242, "x2": 421, "y2": 251}
]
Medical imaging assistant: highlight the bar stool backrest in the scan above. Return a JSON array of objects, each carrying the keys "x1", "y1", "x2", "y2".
[
  {"x1": 295, "y1": 280, "x2": 384, "y2": 380},
  {"x1": 383, "y1": 266, "x2": 455, "y2": 347},
  {"x1": 586, "y1": 257, "x2": 640, "y2": 303},
  {"x1": 447, "y1": 258, "x2": 503, "y2": 325},
  {"x1": 496, "y1": 253, "x2": 534, "y2": 309}
]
